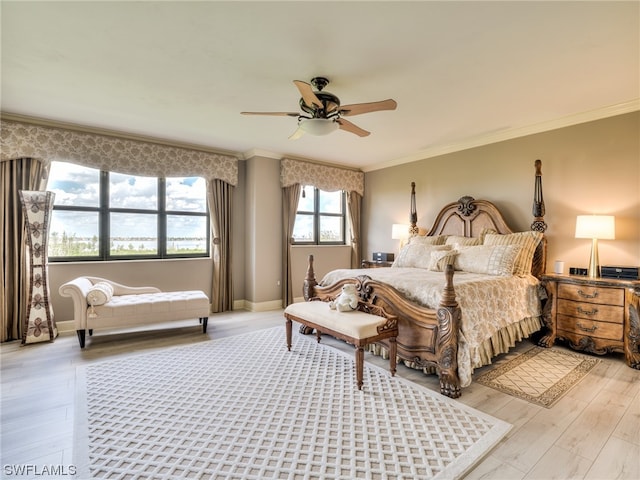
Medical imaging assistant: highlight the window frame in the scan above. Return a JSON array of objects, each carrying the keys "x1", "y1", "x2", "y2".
[
  {"x1": 49, "y1": 165, "x2": 210, "y2": 262},
  {"x1": 292, "y1": 186, "x2": 346, "y2": 246}
]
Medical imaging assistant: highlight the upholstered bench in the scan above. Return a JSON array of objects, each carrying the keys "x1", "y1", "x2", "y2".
[
  {"x1": 59, "y1": 276, "x2": 210, "y2": 348},
  {"x1": 284, "y1": 300, "x2": 398, "y2": 390}
]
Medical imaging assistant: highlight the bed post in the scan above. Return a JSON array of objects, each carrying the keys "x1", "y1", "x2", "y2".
[
  {"x1": 409, "y1": 182, "x2": 418, "y2": 236},
  {"x1": 436, "y1": 264, "x2": 462, "y2": 398},
  {"x1": 303, "y1": 254, "x2": 318, "y2": 301},
  {"x1": 531, "y1": 159, "x2": 547, "y2": 234}
]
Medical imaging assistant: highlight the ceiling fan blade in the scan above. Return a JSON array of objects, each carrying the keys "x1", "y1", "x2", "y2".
[
  {"x1": 288, "y1": 127, "x2": 305, "y2": 140},
  {"x1": 339, "y1": 99, "x2": 397, "y2": 116},
  {"x1": 293, "y1": 80, "x2": 323, "y2": 109},
  {"x1": 241, "y1": 111, "x2": 299, "y2": 117},
  {"x1": 336, "y1": 118, "x2": 370, "y2": 137}
]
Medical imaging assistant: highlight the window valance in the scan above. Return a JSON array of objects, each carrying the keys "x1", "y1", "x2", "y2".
[
  {"x1": 0, "y1": 119, "x2": 238, "y2": 185},
  {"x1": 280, "y1": 158, "x2": 364, "y2": 196}
]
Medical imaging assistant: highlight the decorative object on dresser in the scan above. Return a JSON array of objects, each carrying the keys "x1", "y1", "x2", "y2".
[
  {"x1": 301, "y1": 160, "x2": 548, "y2": 398},
  {"x1": 574, "y1": 214, "x2": 616, "y2": 278},
  {"x1": 18, "y1": 190, "x2": 58, "y2": 344},
  {"x1": 372, "y1": 252, "x2": 395, "y2": 262},
  {"x1": 539, "y1": 274, "x2": 640, "y2": 369},
  {"x1": 601, "y1": 265, "x2": 640, "y2": 280}
]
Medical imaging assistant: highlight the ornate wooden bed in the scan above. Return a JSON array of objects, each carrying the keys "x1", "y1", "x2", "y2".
[{"x1": 300, "y1": 160, "x2": 548, "y2": 398}]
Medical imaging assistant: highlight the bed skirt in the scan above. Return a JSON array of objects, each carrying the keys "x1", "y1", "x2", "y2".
[{"x1": 367, "y1": 315, "x2": 542, "y2": 386}]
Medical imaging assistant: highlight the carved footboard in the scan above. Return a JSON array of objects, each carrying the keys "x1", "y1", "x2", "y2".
[{"x1": 303, "y1": 254, "x2": 463, "y2": 398}]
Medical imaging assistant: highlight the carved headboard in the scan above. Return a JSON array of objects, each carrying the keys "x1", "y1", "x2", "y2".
[{"x1": 409, "y1": 160, "x2": 548, "y2": 278}]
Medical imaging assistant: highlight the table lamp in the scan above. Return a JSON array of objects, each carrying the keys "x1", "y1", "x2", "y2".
[{"x1": 575, "y1": 215, "x2": 615, "y2": 278}]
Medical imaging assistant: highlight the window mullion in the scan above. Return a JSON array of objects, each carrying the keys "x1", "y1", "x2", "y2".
[
  {"x1": 159, "y1": 178, "x2": 166, "y2": 257},
  {"x1": 101, "y1": 171, "x2": 109, "y2": 260}
]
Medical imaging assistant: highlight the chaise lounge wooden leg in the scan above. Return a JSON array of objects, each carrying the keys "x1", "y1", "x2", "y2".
[
  {"x1": 76, "y1": 330, "x2": 86, "y2": 348},
  {"x1": 201, "y1": 317, "x2": 208, "y2": 333}
]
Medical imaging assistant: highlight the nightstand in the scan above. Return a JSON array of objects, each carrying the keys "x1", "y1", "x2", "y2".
[
  {"x1": 539, "y1": 274, "x2": 640, "y2": 369},
  {"x1": 361, "y1": 260, "x2": 394, "y2": 268}
]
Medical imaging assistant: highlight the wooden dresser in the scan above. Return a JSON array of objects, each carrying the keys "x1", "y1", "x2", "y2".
[
  {"x1": 539, "y1": 274, "x2": 640, "y2": 369},
  {"x1": 361, "y1": 260, "x2": 394, "y2": 268}
]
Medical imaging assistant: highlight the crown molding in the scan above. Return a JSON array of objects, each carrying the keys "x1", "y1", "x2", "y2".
[{"x1": 363, "y1": 99, "x2": 640, "y2": 172}]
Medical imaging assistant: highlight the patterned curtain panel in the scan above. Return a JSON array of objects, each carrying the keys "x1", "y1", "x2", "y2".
[
  {"x1": 0, "y1": 119, "x2": 238, "y2": 184},
  {"x1": 280, "y1": 158, "x2": 364, "y2": 196}
]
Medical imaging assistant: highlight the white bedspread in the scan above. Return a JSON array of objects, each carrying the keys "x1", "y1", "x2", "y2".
[{"x1": 321, "y1": 268, "x2": 542, "y2": 386}]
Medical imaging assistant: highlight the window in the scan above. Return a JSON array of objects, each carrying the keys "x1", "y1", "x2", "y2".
[
  {"x1": 292, "y1": 186, "x2": 345, "y2": 244},
  {"x1": 48, "y1": 161, "x2": 209, "y2": 261}
]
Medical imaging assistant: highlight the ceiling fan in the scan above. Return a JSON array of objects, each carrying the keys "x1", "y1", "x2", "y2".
[{"x1": 241, "y1": 77, "x2": 397, "y2": 139}]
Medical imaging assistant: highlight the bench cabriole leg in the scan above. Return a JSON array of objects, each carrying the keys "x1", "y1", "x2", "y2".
[
  {"x1": 286, "y1": 318, "x2": 292, "y2": 351},
  {"x1": 356, "y1": 345, "x2": 365, "y2": 390},
  {"x1": 389, "y1": 337, "x2": 397, "y2": 376}
]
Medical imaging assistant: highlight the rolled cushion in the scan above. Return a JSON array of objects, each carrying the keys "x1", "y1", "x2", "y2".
[
  {"x1": 428, "y1": 250, "x2": 459, "y2": 271},
  {"x1": 86, "y1": 282, "x2": 114, "y2": 306}
]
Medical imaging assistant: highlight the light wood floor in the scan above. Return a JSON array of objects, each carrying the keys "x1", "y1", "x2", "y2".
[{"x1": 1, "y1": 309, "x2": 638, "y2": 479}]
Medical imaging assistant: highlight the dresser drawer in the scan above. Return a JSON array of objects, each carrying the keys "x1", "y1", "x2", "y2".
[
  {"x1": 558, "y1": 283, "x2": 624, "y2": 306},
  {"x1": 557, "y1": 314, "x2": 623, "y2": 341},
  {"x1": 557, "y1": 299, "x2": 623, "y2": 323}
]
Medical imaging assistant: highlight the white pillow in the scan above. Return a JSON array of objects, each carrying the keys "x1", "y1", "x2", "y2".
[
  {"x1": 453, "y1": 244, "x2": 521, "y2": 276},
  {"x1": 392, "y1": 244, "x2": 451, "y2": 269},
  {"x1": 86, "y1": 282, "x2": 114, "y2": 306}
]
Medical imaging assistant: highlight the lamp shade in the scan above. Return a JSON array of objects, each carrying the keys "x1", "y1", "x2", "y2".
[
  {"x1": 391, "y1": 224, "x2": 408, "y2": 240},
  {"x1": 575, "y1": 215, "x2": 615, "y2": 240},
  {"x1": 299, "y1": 118, "x2": 339, "y2": 136}
]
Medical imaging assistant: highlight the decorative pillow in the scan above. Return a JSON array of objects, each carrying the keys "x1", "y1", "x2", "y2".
[
  {"x1": 483, "y1": 231, "x2": 543, "y2": 276},
  {"x1": 392, "y1": 244, "x2": 451, "y2": 269},
  {"x1": 409, "y1": 235, "x2": 446, "y2": 245},
  {"x1": 453, "y1": 244, "x2": 521, "y2": 276},
  {"x1": 86, "y1": 282, "x2": 114, "y2": 306},
  {"x1": 428, "y1": 250, "x2": 459, "y2": 271},
  {"x1": 445, "y1": 235, "x2": 482, "y2": 246}
]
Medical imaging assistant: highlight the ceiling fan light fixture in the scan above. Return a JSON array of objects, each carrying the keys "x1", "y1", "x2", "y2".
[{"x1": 299, "y1": 118, "x2": 339, "y2": 136}]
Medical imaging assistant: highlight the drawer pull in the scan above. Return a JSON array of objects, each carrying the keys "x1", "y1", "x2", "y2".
[
  {"x1": 577, "y1": 289, "x2": 598, "y2": 299},
  {"x1": 577, "y1": 306, "x2": 598, "y2": 316},
  {"x1": 576, "y1": 322, "x2": 598, "y2": 333}
]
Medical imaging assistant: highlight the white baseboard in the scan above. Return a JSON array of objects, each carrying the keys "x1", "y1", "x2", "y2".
[{"x1": 238, "y1": 299, "x2": 283, "y2": 312}]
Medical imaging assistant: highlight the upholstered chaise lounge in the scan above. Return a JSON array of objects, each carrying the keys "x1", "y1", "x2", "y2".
[{"x1": 59, "y1": 276, "x2": 210, "y2": 348}]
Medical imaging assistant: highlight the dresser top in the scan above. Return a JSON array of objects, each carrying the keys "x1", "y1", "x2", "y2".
[{"x1": 542, "y1": 273, "x2": 640, "y2": 289}]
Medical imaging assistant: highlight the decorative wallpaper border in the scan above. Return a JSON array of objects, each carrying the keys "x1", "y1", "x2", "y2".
[
  {"x1": 280, "y1": 158, "x2": 364, "y2": 195},
  {"x1": 1, "y1": 119, "x2": 238, "y2": 185}
]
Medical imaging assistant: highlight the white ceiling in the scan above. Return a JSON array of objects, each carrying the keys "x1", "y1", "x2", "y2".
[{"x1": 2, "y1": 1, "x2": 638, "y2": 171}]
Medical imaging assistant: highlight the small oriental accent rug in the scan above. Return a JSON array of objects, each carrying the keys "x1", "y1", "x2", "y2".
[
  {"x1": 476, "y1": 346, "x2": 600, "y2": 408},
  {"x1": 74, "y1": 326, "x2": 510, "y2": 479}
]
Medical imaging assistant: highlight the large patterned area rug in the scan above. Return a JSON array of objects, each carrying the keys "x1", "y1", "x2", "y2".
[
  {"x1": 74, "y1": 326, "x2": 510, "y2": 479},
  {"x1": 476, "y1": 346, "x2": 600, "y2": 408}
]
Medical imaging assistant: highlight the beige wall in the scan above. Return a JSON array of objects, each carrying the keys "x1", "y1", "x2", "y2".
[
  {"x1": 363, "y1": 112, "x2": 640, "y2": 273},
  {"x1": 47, "y1": 111, "x2": 639, "y2": 322}
]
